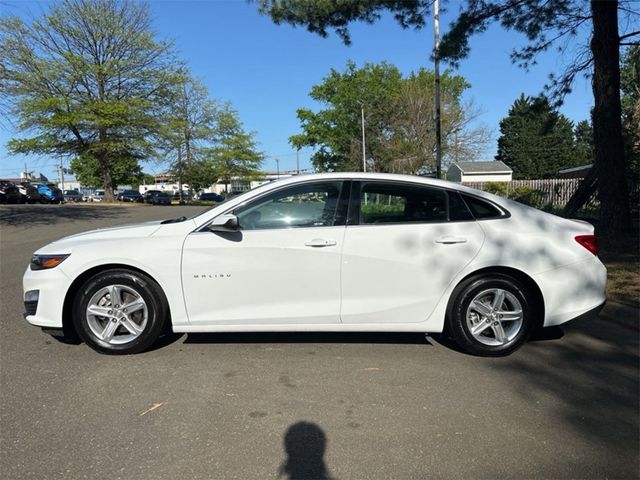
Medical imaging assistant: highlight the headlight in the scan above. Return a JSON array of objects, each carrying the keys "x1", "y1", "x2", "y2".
[{"x1": 30, "y1": 254, "x2": 69, "y2": 271}]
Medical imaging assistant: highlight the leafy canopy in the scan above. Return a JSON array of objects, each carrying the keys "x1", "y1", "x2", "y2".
[
  {"x1": 291, "y1": 62, "x2": 488, "y2": 174},
  {"x1": 1, "y1": 0, "x2": 177, "y2": 198},
  {"x1": 208, "y1": 107, "x2": 264, "y2": 187}
]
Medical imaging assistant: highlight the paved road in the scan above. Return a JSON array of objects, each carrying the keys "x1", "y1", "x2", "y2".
[{"x1": 1, "y1": 204, "x2": 638, "y2": 479}]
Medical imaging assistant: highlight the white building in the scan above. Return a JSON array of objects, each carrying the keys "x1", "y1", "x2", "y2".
[
  {"x1": 446, "y1": 161, "x2": 513, "y2": 183},
  {"x1": 209, "y1": 173, "x2": 297, "y2": 195}
]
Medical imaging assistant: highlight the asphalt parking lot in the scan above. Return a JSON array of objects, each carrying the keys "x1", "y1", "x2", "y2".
[{"x1": 1, "y1": 204, "x2": 638, "y2": 479}]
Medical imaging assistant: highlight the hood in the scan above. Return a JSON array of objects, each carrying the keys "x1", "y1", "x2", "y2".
[{"x1": 37, "y1": 221, "x2": 165, "y2": 253}]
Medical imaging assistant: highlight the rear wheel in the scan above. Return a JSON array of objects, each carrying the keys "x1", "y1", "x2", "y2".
[
  {"x1": 72, "y1": 269, "x2": 168, "y2": 354},
  {"x1": 448, "y1": 274, "x2": 535, "y2": 356}
]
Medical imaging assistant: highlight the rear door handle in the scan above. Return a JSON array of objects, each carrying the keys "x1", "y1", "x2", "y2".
[
  {"x1": 435, "y1": 236, "x2": 467, "y2": 244},
  {"x1": 305, "y1": 238, "x2": 337, "y2": 248}
]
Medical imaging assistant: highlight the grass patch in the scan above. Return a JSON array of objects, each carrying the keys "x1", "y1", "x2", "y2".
[{"x1": 599, "y1": 232, "x2": 640, "y2": 307}]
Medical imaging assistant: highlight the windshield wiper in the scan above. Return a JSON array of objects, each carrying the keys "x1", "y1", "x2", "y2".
[{"x1": 160, "y1": 216, "x2": 187, "y2": 224}]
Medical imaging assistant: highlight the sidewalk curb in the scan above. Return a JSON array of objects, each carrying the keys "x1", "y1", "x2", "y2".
[{"x1": 600, "y1": 301, "x2": 640, "y2": 331}]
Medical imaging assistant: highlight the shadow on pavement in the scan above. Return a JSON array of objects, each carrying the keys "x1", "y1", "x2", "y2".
[
  {"x1": 279, "y1": 421, "x2": 333, "y2": 480},
  {"x1": 183, "y1": 331, "x2": 432, "y2": 345},
  {"x1": 486, "y1": 317, "x2": 639, "y2": 477},
  {"x1": 430, "y1": 325, "x2": 565, "y2": 354},
  {"x1": 0, "y1": 205, "x2": 125, "y2": 226}
]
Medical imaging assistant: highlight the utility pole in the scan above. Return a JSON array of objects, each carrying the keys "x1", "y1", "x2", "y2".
[
  {"x1": 434, "y1": 0, "x2": 442, "y2": 179},
  {"x1": 296, "y1": 148, "x2": 300, "y2": 175},
  {"x1": 59, "y1": 159, "x2": 65, "y2": 191},
  {"x1": 361, "y1": 106, "x2": 367, "y2": 172},
  {"x1": 276, "y1": 158, "x2": 280, "y2": 178}
]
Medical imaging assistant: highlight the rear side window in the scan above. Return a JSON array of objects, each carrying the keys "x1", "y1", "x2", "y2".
[
  {"x1": 460, "y1": 193, "x2": 504, "y2": 219},
  {"x1": 358, "y1": 182, "x2": 459, "y2": 224}
]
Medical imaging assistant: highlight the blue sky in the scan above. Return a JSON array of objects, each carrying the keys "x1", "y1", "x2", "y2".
[{"x1": 0, "y1": 0, "x2": 594, "y2": 180}]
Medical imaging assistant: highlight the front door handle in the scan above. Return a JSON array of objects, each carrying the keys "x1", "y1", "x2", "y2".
[
  {"x1": 435, "y1": 236, "x2": 467, "y2": 244},
  {"x1": 305, "y1": 238, "x2": 337, "y2": 248}
]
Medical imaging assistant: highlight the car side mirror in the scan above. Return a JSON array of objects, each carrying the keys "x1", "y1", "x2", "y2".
[{"x1": 207, "y1": 214, "x2": 239, "y2": 232}]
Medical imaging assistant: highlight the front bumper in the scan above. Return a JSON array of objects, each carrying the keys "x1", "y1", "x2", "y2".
[{"x1": 22, "y1": 265, "x2": 71, "y2": 328}]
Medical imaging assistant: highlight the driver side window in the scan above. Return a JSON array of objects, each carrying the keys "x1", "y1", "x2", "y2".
[{"x1": 234, "y1": 181, "x2": 343, "y2": 230}]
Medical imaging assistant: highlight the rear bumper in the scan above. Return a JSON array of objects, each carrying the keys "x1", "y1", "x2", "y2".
[
  {"x1": 566, "y1": 300, "x2": 606, "y2": 324},
  {"x1": 534, "y1": 256, "x2": 607, "y2": 327}
]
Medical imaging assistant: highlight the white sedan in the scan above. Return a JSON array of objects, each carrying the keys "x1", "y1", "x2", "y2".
[{"x1": 23, "y1": 173, "x2": 606, "y2": 355}]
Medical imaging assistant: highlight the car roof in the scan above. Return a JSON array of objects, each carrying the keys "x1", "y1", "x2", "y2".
[{"x1": 191, "y1": 172, "x2": 517, "y2": 227}]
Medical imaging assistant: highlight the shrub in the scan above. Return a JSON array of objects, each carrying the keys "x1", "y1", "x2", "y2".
[{"x1": 483, "y1": 182, "x2": 509, "y2": 196}]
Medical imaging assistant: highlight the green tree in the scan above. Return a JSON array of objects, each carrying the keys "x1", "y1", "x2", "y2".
[
  {"x1": 257, "y1": 0, "x2": 638, "y2": 233},
  {"x1": 573, "y1": 120, "x2": 594, "y2": 167},
  {"x1": 291, "y1": 62, "x2": 402, "y2": 172},
  {"x1": 1, "y1": 0, "x2": 177, "y2": 201},
  {"x1": 70, "y1": 154, "x2": 142, "y2": 188},
  {"x1": 496, "y1": 94, "x2": 577, "y2": 179},
  {"x1": 208, "y1": 108, "x2": 264, "y2": 192},
  {"x1": 292, "y1": 62, "x2": 489, "y2": 174},
  {"x1": 132, "y1": 172, "x2": 156, "y2": 190},
  {"x1": 160, "y1": 71, "x2": 221, "y2": 198}
]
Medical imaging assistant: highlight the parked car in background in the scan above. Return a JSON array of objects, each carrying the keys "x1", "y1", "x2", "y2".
[
  {"x1": 117, "y1": 190, "x2": 143, "y2": 202},
  {"x1": 172, "y1": 191, "x2": 191, "y2": 201},
  {"x1": 143, "y1": 190, "x2": 172, "y2": 205},
  {"x1": 198, "y1": 192, "x2": 225, "y2": 203},
  {"x1": 35, "y1": 183, "x2": 64, "y2": 204},
  {"x1": 63, "y1": 189, "x2": 83, "y2": 203},
  {"x1": 0, "y1": 181, "x2": 22, "y2": 204},
  {"x1": 18, "y1": 184, "x2": 41, "y2": 204},
  {"x1": 91, "y1": 190, "x2": 105, "y2": 202},
  {"x1": 22, "y1": 173, "x2": 607, "y2": 355}
]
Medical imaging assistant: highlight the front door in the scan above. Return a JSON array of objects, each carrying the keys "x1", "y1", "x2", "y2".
[{"x1": 181, "y1": 180, "x2": 348, "y2": 325}]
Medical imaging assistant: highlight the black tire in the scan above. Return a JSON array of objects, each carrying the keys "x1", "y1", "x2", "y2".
[
  {"x1": 447, "y1": 274, "x2": 535, "y2": 356},
  {"x1": 72, "y1": 269, "x2": 169, "y2": 355}
]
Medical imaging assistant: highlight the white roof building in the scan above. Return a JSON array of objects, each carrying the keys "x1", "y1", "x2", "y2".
[{"x1": 446, "y1": 161, "x2": 513, "y2": 183}]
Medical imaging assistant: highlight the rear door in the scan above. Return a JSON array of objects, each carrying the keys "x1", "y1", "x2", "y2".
[{"x1": 340, "y1": 181, "x2": 485, "y2": 324}]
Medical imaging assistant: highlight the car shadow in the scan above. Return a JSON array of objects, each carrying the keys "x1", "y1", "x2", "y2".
[
  {"x1": 429, "y1": 326, "x2": 565, "y2": 355},
  {"x1": 0, "y1": 205, "x2": 124, "y2": 226},
  {"x1": 182, "y1": 331, "x2": 431, "y2": 345}
]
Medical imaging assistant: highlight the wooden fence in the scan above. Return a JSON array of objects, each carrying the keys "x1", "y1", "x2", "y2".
[{"x1": 461, "y1": 179, "x2": 588, "y2": 208}]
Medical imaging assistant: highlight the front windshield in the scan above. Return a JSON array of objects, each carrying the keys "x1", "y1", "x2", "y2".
[{"x1": 188, "y1": 181, "x2": 279, "y2": 221}]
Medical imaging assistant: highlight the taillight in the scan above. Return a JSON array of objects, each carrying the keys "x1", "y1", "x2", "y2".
[{"x1": 575, "y1": 235, "x2": 597, "y2": 256}]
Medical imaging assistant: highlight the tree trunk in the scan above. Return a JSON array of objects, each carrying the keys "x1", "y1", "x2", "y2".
[
  {"x1": 177, "y1": 145, "x2": 183, "y2": 203},
  {"x1": 97, "y1": 127, "x2": 115, "y2": 202},
  {"x1": 590, "y1": 0, "x2": 631, "y2": 234},
  {"x1": 564, "y1": 164, "x2": 598, "y2": 215},
  {"x1": 99, "y1": 152, "x2": 115, "y2": 202}
]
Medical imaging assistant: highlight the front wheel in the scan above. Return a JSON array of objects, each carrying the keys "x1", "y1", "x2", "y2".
[
  {"x1": 72, "y1": 269, "x2": 168, "y2": 354},
  {"x1": 447, "y1": 274, "x2": 536, "y2": 356}
]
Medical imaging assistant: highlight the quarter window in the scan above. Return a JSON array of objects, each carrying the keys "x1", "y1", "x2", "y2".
[
  {"x1": 460, "y1": 194, "x2": 504, "y2": 219},
  {"x1": 235, "y1": 181, "x2": 343, "y2": 230}
]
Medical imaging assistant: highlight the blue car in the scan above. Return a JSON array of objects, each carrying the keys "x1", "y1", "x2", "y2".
[{"x1": 35, "y1": 184, "x2": 64, "y2": 204}]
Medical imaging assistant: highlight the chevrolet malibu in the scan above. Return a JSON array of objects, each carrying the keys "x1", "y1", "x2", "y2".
[{"x1": 23, "y1": 173, "x2": 606, "y2": 355}]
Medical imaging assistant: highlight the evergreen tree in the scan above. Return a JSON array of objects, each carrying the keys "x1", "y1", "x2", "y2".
[
  {"x1": 573, "y1": 120, "x2": 594, "y2": 167},
  {"x1": 496, "y1": 95, "x2": 577, "y2": 179}
]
